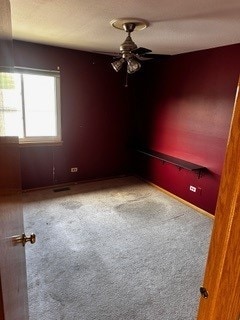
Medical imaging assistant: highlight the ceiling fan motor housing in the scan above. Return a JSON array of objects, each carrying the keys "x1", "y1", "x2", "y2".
[{"x1": 120, "y1": 35, "x2": 137, "y2": 55}]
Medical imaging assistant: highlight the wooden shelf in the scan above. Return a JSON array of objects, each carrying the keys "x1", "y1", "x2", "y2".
[{"x1": 137, "y1": 149, "x2": 207, "y2": 178}]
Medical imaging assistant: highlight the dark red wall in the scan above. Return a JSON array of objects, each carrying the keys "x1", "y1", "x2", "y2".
[
  {"x1": 13, "y1": 40, "x2": 240, "y2": 215},
  {"x1": 13, "y1": 41, "x2": 132, "y2": 189},
  {"x1": 132, "y1": 44, "x2": 240, "y2": 214}
]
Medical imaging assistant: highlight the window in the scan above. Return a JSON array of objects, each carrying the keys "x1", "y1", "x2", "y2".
[{"x1": 0, "y1": 68, "x2": 61, "y2": 144}]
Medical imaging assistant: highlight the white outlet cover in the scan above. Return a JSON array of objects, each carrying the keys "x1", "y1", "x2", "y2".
[{"x1": 190, "y1": 186, "x2": 196, "y2": 192}]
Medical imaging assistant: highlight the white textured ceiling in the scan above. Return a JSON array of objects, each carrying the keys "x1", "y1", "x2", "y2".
[{"x1": 9, "y1": 0, "x2": 240, "y2": 55}]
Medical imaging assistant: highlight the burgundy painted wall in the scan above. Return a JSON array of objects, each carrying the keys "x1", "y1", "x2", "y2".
[
  {"x1": 132, "y1": 44, "x2": 240, "y2": 214},
  {"x1": 13, "y1": 40, "x2": 240, "y2": 215},
  {"x1": 13, "y1": 41, "x2": 132, "y2": 189}
]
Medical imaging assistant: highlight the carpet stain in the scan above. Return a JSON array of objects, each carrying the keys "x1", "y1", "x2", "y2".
[
  {"x1": 59, "y1": 200, "x2": 83, "y2": 210},
  {"x1": 49, "y1": 292, "x2": 65, "y2": 306},
  {"x1": 114, "y1": 200, "x2": 166, "y2": 217}
]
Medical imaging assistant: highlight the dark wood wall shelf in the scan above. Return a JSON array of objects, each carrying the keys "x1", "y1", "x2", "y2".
[{"x1": 137, "y1": 149, "x2": 207, "y2": 179}]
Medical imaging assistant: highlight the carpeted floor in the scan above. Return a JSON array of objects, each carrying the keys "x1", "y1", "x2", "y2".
[{"x1": 23, "y1": 176, "x2": 213, "y2": 320}]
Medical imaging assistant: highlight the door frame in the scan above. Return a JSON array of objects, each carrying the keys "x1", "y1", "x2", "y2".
[{"x1": 197, "y1": 78, "x2": 240, "y2": 319}]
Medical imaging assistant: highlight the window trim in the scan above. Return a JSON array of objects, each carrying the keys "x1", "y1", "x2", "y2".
[{"x1": 14, "y1": 67, "x2": 62, "y2": 145}]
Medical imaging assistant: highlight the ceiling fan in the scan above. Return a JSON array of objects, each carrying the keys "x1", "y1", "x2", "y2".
[{"x1": 110, "y1": 18, "x2": 154, "y2": 74}]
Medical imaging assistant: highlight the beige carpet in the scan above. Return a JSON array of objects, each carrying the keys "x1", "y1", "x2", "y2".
[{"x1": 23, "y1": 176, "x2": 213, "y2": 320}]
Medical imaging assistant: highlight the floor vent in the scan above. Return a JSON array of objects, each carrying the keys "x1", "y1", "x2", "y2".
[{"x1": 53, "y1": 187, "x2": 70, "y2": 192}]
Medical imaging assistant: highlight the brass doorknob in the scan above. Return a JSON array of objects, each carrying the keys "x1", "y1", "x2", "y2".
[
  {"x1": 200, "y1": 286, "x2": 209, "y2": 299},
  {"x1": 13, "y1": 233, "x2": 36, "y2": 246}
]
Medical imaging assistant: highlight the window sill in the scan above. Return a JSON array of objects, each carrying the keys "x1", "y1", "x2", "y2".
[{"x1": 19, "y1": 141, "x2": 63, "y2": 148}]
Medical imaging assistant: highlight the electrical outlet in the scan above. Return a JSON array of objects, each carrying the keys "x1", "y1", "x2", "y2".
[
  {"x1": 70, "y1": 167, "x2": 78, "y2": 173},
  {"x1": 190, "y1": 185, "x2": 196, "y2": 192}
]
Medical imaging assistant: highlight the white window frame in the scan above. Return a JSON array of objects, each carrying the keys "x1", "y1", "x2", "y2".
[{"x1": 15, "y1": 67, "x2": 62, "y2": 145}]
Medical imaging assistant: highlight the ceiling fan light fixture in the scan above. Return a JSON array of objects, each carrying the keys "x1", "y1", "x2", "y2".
[
  {"x1": 111, "y1": 58, "x2": 125, "y2": 72},
  {"x1": 127, "y1": 58, "x2": 141, "y2": 74},
  {"x1": 110, "y1": 18, "x2": 150, "y2": 79}
]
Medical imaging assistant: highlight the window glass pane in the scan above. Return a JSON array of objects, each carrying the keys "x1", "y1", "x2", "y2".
[
  {"x1": 23, "y1": 74, "x2": 57, "y2": 137},
  {"x1": 0, "y1": 73, "x2": 23, "y2": 137},
  {"x1": 0, "y1": 69, "x2": 61, "y2": 143}
]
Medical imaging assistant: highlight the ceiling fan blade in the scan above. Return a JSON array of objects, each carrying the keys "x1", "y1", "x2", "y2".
[
  {"x1": 135, "y1": 55, "x2": 153, "y2": 61},
  {"x1": 143, "y1": 53, "x2": 171, "y2": 58},
  {"x1": 95, "y1": 51, "x2": 121, "y2": 57},
  {"x1": 132, "y1": 47, "x2": 152, "y2": 55},
  {"x1": 135, "y1": 53, "x2": 171, "y2": 62}
]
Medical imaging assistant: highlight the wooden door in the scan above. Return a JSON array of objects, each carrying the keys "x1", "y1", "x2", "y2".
[
  {"x1": 197, "y1": 79, "x2": 240, "y2": 319},
  {"x1": 0, "y1": 0, "x2": 14, "y2": 70},
  {"x1": 0, "y1": 137, "x2": 29, "y2": 320}
]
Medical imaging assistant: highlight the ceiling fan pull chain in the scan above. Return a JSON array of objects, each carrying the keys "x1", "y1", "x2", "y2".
[{"x1": 125, "y1": 71, "x2": 128, "y2": 87}]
